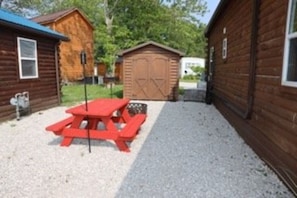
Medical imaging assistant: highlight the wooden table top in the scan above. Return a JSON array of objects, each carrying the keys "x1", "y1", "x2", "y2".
[{"x1": 65, "y1": 98, "x2": 130, "y2": 117}]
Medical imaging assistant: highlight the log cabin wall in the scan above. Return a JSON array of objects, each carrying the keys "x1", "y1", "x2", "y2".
[
  {"x1": 52, "y1": 11, "x2": 94, "y2": 81},
  {"x1": 33, "y1": 9, "x2": 94, "y2": 82},
  {"x1": 0, "y1": 27, "x2": 61, "y2": 122},
  {"x1": 114, "y1": 62, "x2": 123, "y2": 82},
  {"x1": 251, "y1": 0, "x2": 297, "y2": 193},
  {"x1": 207, "y1": 0, "x2": 253, "y2": 113},
  {"x1": 206, "y1": 0, "x2": 297, "y2": 194},
  {"x1": 97, "y1": 63, "x2": 107, "y2": 76}
]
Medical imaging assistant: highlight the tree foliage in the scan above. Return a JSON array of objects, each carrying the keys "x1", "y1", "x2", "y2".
[{"x1": 1, "y1": 0, "x2": 208, "y2": 72}]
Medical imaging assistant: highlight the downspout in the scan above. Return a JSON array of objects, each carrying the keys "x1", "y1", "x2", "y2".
[
  {"x1": 244, "y1": 0, "x2": 259, "y2": 119},
  {"x1": 55, "y1": 41, "x2": 61, "y2": 104}
]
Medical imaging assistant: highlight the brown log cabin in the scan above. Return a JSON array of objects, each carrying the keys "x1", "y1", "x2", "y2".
[
  {"x1": 0, "y1": 8, "x2": 68, "y2": 122},
  {"x1": 205, "y1": 0, "x2": 297, "y2": 195},
  {"x1": 32, "y1": 8, "x2": 94, "y2": 82},
  {"x1": 96, "y1": 58, "x2": 123, "y2": 83}
]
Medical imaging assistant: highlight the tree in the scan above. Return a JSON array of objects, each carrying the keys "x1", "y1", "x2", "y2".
[
  {"x1": 0, "y1": 0, "x2": 43, "y2": 16},
  {"x1": 114, "y1": 0, "x2": 165, "y2": 43},
  {"x1": 3, "y1": 0, "x2": 208, "y2": 72},
  {"x1": 113, "y1": 0, "x2": 207, "y2": 57},
  {"x1": 162, "y1": 0, "x2": 207, "y2": 57}
]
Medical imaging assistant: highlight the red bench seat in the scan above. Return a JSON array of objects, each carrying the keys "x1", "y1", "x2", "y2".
[
  {"x1": 60, "y1": 114, "x2": 146, "y2": 151},
  {"x1": 119, "y1": 114, "x2": 146, "y2": 140},
  {"x1": 45, "y1": 116, "x2": 75, "y2": 135}
]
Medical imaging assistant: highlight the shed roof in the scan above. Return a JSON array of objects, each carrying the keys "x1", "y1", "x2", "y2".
[
  {"x1": 0, "y1": 8, "x2": 68, "y2": 41},
  {"x1": 31, "y1": 8, "x2": 94, "y2": 30},
  {"x1": 205, "y1": 0, "x2": 228, "y2": 37},
  {"x1": 118, "y1": 41, "x2": 185, "y2": 56}
]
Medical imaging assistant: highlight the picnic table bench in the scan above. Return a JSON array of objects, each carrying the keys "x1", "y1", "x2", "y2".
[{"x1": 45, "y1": 116, "x2": 75, "y2": 135}]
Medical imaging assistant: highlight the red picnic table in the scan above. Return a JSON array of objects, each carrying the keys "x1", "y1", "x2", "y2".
[{"x1": 46, "y1": 98, "x2": 146, "y2": 152}]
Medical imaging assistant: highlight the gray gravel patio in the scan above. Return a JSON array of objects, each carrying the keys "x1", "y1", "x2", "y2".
[{"x1": 0, "y1": 100, "x2": 294, "y2": 198}]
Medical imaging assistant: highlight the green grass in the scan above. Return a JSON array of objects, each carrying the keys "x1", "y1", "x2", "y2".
[
  {"x1": 61, "y1": 82, "x2": 188, "y2": 105},
  {"x1": 179, "y1": 79, "x2": 197, "y2": 83},
  {"x1": 61, "y1": 84, "x2": 123, "y2": 106},
  {"x1": 178, "y1": 87, "x2": 185, "y2": 95}
]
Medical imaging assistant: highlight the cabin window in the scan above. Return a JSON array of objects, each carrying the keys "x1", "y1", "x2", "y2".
[
  {"x1": 283, "y1": 0, "x2": 297, "y2": 87},
  {"x1": 17, "y1": 37, "x2": 38, "y2": 79},
  {"x1": 222, "y1": 38, "x2": 227, "y2": 59}
]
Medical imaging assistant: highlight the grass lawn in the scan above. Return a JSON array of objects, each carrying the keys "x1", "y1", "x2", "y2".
[
  {"x1": 61, "y1": 81, "x2": 189, "y2": 106},
  {"x1": 179, "y1": 79, "x2": 197, "y2": 83},
  {"x1": 61, "y1": 84, "x2": 123, "y2": 106}
]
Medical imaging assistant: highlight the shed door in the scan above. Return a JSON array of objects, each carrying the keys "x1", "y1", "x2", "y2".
[{"x1": 132, "y1": 55, "x2": 169, "y2": 100}]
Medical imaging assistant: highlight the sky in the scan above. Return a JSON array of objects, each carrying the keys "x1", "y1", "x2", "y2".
[{"x1": 201, "y1": 0, "x2": 221, "y2": 24}]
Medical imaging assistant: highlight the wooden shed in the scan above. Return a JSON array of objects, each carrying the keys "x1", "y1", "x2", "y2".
[
  {"x1": 32, "y1": 8, "x2": 94, "y2": 82},
  {"x1": 118, "y1": 41, "x2": 184, "y2": 101},
  {"x1": 205, "y1": 0, "x2": 297, "y2": 194},
  {"x1": 0, "y1": 8, "x2": 68, "y2": 122}
]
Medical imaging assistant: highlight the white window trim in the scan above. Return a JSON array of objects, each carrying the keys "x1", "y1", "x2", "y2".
[
  {"x1": 17, "y1": 37, "x2": 38, "y2": 79},
  {"x1": 282, "y1": 0, "x2": 297, "y2": 87},
  {"x1": 222, "y1": 38, "x2": 227, "y2": 59}
]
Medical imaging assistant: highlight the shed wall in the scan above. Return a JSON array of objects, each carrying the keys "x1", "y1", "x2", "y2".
[{"x1": 123, "y1": 45, "x2": 180, "y2": 101}]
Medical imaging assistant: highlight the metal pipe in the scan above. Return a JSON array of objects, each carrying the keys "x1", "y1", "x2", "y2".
[{"x1": 15, "y1": 93, "x2": 21, "y2": 121}]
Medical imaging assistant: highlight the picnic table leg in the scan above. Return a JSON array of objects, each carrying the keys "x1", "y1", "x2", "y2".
[
  {"x1": 61, "y1": 116, "x2": 84, "y2": 146},
  {"x1": 119, "y1": 105, "x2": 132, "y2": 123},
  {"x1": 86, "y1": 118, "x2": 100, "y2": 129},
  {"x1": 61, "y1": 137, "x2": 74, "y2": 146},
  {"x1": 114, "y1": 140, "x2": 130, "y2": 152},
  {"x1": 101, "y1": 117, "x2": 118, "y2": 131},
  {"x1": 100, "y1": 117, "x2": 131, "y2": 152}
]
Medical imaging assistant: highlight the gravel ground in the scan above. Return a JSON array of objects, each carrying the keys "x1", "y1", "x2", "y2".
[{"x1": 0, "y1": 100, "x2": 294, "y2": 198}]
